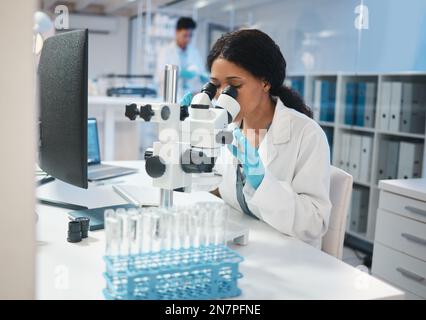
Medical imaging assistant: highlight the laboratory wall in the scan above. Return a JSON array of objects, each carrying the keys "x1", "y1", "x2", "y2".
[
  {"x1": 194, "y1": 0, "x2": 426, "y2": 74},
  {"x1": 70, "y1": 14, "x2": 129, "y2": 79},
  {"x1": 0, "y1": 1, "x2": 36, "y2": 299}
]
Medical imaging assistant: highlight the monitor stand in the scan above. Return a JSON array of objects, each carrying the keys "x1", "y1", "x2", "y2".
[{"x1": 37, "y1": 176, "x2": 88, "y2": 211}]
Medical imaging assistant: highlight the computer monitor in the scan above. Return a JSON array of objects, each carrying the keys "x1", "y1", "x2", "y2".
[{"x1": 38, "y1": 29, "x2": 88, "y2": 189}]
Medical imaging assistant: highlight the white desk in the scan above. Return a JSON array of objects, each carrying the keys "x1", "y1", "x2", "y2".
[{"x1": 36, "y1": 161, "x2": 404, "y2": 300}]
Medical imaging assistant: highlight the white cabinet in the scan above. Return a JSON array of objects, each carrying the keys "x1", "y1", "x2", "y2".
[
  {"x1": 372, "y1": 179, "x2": 426, "y2": 299},
  {"x1": 375, "y1": 209, "x2": 426, "y2": 261}
]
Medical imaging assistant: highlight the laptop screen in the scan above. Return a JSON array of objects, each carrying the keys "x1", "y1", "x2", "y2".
[{"x1": 88, "y1": 118, "x2": 101, "y2": 165}]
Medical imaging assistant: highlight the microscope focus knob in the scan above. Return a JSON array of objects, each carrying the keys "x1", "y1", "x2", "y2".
[
  {"x1": 145, "y1": 155, "x2": 166, "y2": 178},
  {"x1": 125, "y1": 103, "x2": 139, "y2": 120},
  {"x1": 139, "y1": 104, "x2": 155, "y2": 122}
]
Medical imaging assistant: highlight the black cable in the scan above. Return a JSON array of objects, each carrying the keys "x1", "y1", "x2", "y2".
[{"x1": 37, "y1": 175, "x2": 55, "y2": 186}]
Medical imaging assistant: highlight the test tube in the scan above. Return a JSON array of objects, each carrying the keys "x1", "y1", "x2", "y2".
[
  {"x1": 128, "y1": 208, "x2": 140, "y2": 255},
  {"x1": 159, "y1": 210, "x2": 172, "y2": 251},
  {"x1": 137, "y1": 208, "x2": 146, "y2": 254},
  {"x1": 203, "y1": 203, "x2": 215, "y2": 247},
  {"x1": 177, "y1": 211, "x2": 188, "y2": 250},
  {"x1": 170, "y1": 210, "x2": 180, "y2": 251},
  {"x1": 188, "y1": 207, "x2": 202, "y2": 265},
  {"x1": 116, "y1": 208, "x2": 129, "y2": 256},
  {"x1": 213, "y1": 203, "x2": 229, "y2": 245},
  {"x1": 187, "y1": 207, "x2": 199, "y2": 248},
  {"x1": 150, "y1": 211, "x2": 161, "y2": 252},
  {"x1": 140, "y1": 209, "x2": 152, "y2": 253},
  {"x1": 104, "y1": 209, "x2": 120, "y2": 256},
  {"x1": 193, "y1": 205, "x2": 206, "y2": 248}
]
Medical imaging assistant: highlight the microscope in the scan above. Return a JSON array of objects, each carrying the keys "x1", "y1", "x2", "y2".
[{"x1": 124, "y1": 65, "x2": 240, "y2": 209}]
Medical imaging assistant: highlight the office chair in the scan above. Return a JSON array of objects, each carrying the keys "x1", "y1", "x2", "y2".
[{"x1": 322, "y1": 166, "x2": 353, "y2": 260}]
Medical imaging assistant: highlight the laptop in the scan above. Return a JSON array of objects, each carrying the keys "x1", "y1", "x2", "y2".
[{"x1": 87, "y1": 118, "x2": 138, "y2": 181}]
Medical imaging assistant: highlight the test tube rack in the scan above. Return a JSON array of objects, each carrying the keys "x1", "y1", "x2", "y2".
[{"x1": 103, "y1": 244, "x2": 243, "y2": 300}]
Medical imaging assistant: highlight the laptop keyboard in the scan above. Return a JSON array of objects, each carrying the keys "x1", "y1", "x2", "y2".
[
  {"x1": 89, "y1": 164, "x2": 115, "y2": 173},
  {"x1": 88, "y1": 165, "x2": 136, "y2": 180}
]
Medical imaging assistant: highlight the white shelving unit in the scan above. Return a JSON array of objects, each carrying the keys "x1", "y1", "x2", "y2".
[{"x1": 287, "y1": 72, "x2": 426, "y2": 251}]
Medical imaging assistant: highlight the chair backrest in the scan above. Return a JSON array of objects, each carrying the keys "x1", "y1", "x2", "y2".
[{"x1": 322, "y1": 166, "x2": 353, "y2": 259}]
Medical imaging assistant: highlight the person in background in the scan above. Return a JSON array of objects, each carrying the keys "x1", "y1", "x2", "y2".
[{"x1": 155, "y1": 17, "x2": 207, "y2": 101}]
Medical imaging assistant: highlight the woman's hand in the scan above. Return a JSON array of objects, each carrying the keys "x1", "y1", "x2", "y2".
[
  {"x1": 227, "y1": 128, "x2": 265, "y2": 189},
  {"x1": 180, "y1": 92, "x2": 193, "y2": 107}
]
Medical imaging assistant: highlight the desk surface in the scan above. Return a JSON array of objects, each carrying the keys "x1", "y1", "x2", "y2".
[
  {"x1": 36, "y1": 161, "x2": 404, "y2": 300},
  {"x1": 379, "y1": 178, "x2": 426, "y2": 202}
]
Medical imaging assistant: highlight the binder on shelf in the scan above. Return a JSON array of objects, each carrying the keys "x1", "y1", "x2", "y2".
[
  {"x1": 291, "y1": 78, "x2": 305, "y2": 98},
  {"x1": 413, "y1": 143, "x2": 424, "y2": 178},
  {"x1": 359, "y1": 135, "x2": 373, "y2": 184},
  {"x1": 345, "y1": 82, "x2": 357, "y2": 125},
  {"x1": 349, "y1": 188, "x2": 368, "y2": 234},
  {"x1": 364, "y1": 82, "x2": 377, "y2": 128},
  {"x1": 349, "y1": 134, "x2": 362, "y2": 181},
  {"x1": 410, "y1": 83, "x2": 426, "y2": 134},
  {"x1": 339, "y1": 133, "x2": 351, "y2": 173},
  {"x1": 313, "y1": 80, "x2": 322, "y2": 122},
  {"x1": 355, "y1": 82, "x2": 366, "y2": 127},
  {"x1": 322, "y1": 126, "x2": 334, "y2": 159},
  {"x1": 400, "y1": 82, "x2": 414, "y2": 133},
  {"x1": 299, "y1": 79, "x2": 305, "y2": 97},
  {"x1": 328, "y1": 81, "x2": 336, "y2": 122},
  {"x1": 377, "y1": 139, "x2": 389, "y2": 181},
  {"x1": 397, "y1": 142, "x2": 424, "y2": 179},
  {"x1": 349, "y1": 188, "x2": 361, "y2": 233},
  {"x1": 386, "y1": 140, "x2": 400, "y2": 180},
  {"x1": 287, "y1": 78, "x2": 304, "y2": 98},
  {"x1": 360, "y1": 188, "x2": 369, "y2": 233},
  {"x1": 389, "y1": 82, "x2": 403, "y2": 132},
  {"x1": 319, "y1": 81, "x2": 330, "y2": 122},
  {"x1": 379, "y1": 82, "x2": 392, "y2": 130}
]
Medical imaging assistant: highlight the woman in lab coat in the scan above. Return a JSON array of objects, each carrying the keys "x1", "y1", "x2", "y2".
[{"x1": 209, "y1": 29, "x2": 332, "y2": 249}]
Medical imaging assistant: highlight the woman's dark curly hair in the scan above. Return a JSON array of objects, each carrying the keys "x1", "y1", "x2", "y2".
[{"x1": 207, "y1": 29, "x2": 312, "y2": 118}]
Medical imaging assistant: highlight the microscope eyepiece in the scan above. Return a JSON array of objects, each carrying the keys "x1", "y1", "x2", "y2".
[
  {"x1": 201, "y1": 82, "x2": 217, "y2": 100},
  {"x1": 222, "y1": 85, "x2": 238, "y2": 99},
  {"x1": 215, "y1": 85, "x2": 240, "y2": 124}
]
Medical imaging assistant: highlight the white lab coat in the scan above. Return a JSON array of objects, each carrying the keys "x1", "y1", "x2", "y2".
[
  {"x1": 215, "y1": 98, "x2": 332, "y2": 248},
  {"x1": 155, "y1": 41, "x2": 206, "y2": 100}
]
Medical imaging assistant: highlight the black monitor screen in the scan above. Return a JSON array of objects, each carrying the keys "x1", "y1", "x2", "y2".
[{"x1": 38, "y1": 29, "x2": 88, "y2": 188}]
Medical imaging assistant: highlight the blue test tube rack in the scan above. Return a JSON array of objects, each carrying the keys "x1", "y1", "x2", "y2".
[{"x1": 103, "y1": 244, "x2": 244, "y2": 300}]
